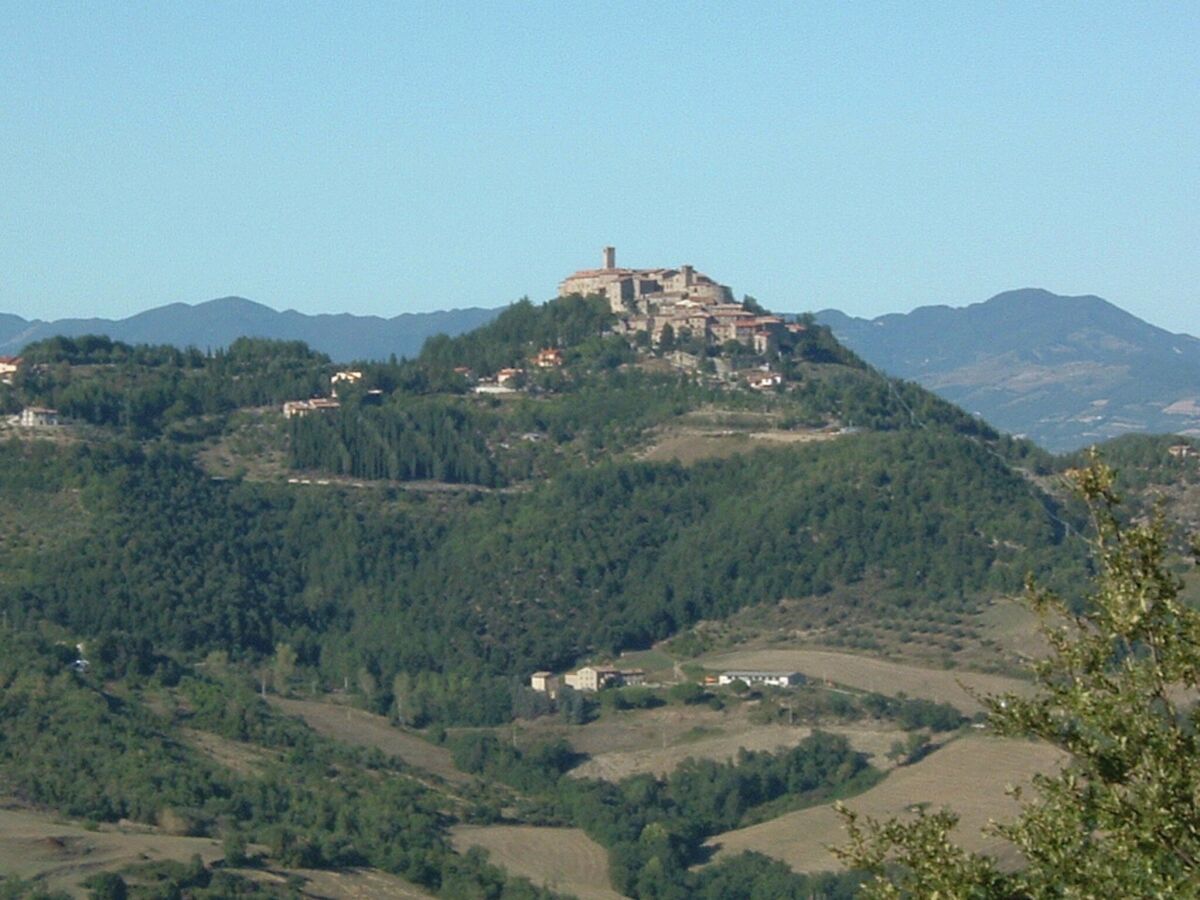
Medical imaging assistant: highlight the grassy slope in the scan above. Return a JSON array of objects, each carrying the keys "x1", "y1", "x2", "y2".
[
  {"x1": 705, "y1": 734, "x2": 1066, "y2": 873},
  {"x1": 450, "y1": 826, "x2": 621, "y2": 900}
]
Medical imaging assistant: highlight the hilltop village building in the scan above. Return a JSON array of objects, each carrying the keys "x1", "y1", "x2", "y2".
[
  {"x1": 559, "y1": 247, "x2": 802, "y2": 352},
  {"x1": 330, "y1": 370, "x2": 363, "y2": 397},
  {"x1": 0, "y1": 356, "x2": 21, "y2": 384}
]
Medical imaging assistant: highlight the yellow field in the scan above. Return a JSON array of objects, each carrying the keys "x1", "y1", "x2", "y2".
[
  {"x1": 450, "y1": 825, "x2": 623, "y2": 900},
  {"x1": 700, "y1": 649, "x2": 1030, "y2": 713},
  {"x1": 270, "y1": 696, "x2": 465, "y2": 782},
  {"x1": 706, "y1": 735, "x2": 1066, "y2": 873}
]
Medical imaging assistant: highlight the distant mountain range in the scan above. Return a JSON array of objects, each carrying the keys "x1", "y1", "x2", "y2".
[
  {"x1": 0, "y1": 297, "x2": 503, "y2": 363},
  {"x1": 5, "y1": 289, "x2": 1198, "y2": 452},
  {"x1": 816, "y1": 289, "x2": 1200, "y2": 452}
]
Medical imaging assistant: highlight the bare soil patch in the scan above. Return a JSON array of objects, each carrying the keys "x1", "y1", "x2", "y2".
[
  {"x1": 450, "y1": 825, "x2": 622, "y2": 900},
  {"x1": 706, "y1": 735, "x2": 1066, "y2": 873}
]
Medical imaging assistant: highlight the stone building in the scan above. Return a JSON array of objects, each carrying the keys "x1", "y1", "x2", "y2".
[{"x1": 559, "y1": 247, "x2": 733, "y2": 314}]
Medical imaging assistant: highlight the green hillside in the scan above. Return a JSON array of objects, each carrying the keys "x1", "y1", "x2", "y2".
[
  {"x1": 0, "y1": 294, "x2": 1084, "y2": 727},
  {"x1": 0, "y1": 293, "x2": 1115, "y2": 897}
]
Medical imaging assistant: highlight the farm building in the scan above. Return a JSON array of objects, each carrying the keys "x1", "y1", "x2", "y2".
[
  {"x1": 496, "y1": 368, "x2": 525, "y2": 386},
  {"x1": 564, "y1": 666, "x2": 619, "y2": 692},
  {"x1": 19, "y1": 407, "x2": 60, "y2": 427},
  {"x1": 717, "y1": 670, "x2": 805, "y2": 688},
  {"x1": 282, "y1": 398, "x2": 341, "y2": 418},
  {"x1": 563, "y1": 666, "x2": 647, "y2": 692},
  {"x1": 533, "y1": 348, "x2": 563, "y2": 368},
  {"x1": 529, "y1": 671, "x2": 560, "y2": 698}
]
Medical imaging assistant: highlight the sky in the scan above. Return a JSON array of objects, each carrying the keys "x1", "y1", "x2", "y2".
[{"x1": 2, "y1": 2, "x2": 1197, "y2": 332}]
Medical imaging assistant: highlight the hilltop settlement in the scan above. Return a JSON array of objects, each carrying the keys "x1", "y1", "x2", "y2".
[{"x1": 560, "y1": 246, "x2": 805, "y2": 354}]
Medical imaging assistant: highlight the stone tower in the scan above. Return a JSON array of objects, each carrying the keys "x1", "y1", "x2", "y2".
[{"x1": 603, "y1": 246, "x2": 616, "y2": 270}]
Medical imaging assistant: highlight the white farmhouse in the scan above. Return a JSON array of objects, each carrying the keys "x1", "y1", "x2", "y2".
[{"x1": 717, "y1": 670, "x2": 804, "y2": 688}]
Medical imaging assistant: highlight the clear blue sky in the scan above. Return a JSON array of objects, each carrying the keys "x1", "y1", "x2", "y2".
[{"x1": 3, "y1": 3, "x2": 1197, "y2": 331}]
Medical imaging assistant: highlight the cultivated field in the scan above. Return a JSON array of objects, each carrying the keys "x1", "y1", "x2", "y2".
[
  {"x1": 706, "y1": 735, "x2": 1066, "y2": 873},
  {"x1": 270, "y1": 696, "x2": 465, "y2": 783},
  {"x1": 450, "y1": 825, "x2": 622, "y2": 900},
  {"x1": 571, "y1": 722, "x2": 902, "y2": 782},
  {"x1": 640, "y1": 428, "x2": 839, "y2": 465},
  {"x1": 0, "y1": 805, "x2": 223, "y2": 897},
  {"x1": 700, "y1": 649, "x2": 1030, "y2": 713}
]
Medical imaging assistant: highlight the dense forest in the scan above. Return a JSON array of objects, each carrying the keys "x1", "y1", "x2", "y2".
[{"x1": 1, "y1": 426, "x2": 1083, "y2": 727}]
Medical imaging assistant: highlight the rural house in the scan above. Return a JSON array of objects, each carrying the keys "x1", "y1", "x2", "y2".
[
  {"x1": 19, "y1": 407, "x2": 60, "y2": 427},
  {"x1": 717, "y1": 670, "x2": 805, "y2": 688}
]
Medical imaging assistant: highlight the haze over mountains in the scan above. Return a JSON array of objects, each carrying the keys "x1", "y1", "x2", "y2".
[
  {"x1": 0, "y1": 296, "x2": 502, "y2": 363},
  {"x1": 816, "y1": 289, "x2": 1200, "y2": 452}
]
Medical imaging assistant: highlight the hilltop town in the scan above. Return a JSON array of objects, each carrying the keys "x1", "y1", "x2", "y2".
[{"x1": 560, "y1": 246, "x2": 807, "y2": 355}]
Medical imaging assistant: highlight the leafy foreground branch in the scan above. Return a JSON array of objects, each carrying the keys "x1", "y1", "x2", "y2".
[{"x1": 836, "y1": 457, "x2": 1200, "y2": 897}]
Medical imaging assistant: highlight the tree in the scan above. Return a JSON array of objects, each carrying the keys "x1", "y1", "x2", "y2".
[
  {"x1": 272, "y1": 642, "x2": 297, "y2": 696},
  {"x1": 837, "y1": 457, "x2": 1200, "y2": 896},
  {"x1": 85, "y1": 872, "x2": 127, "y2": 900},
  {"x1": 658, "y1": 325, "x2": 676, "y2": 354}
]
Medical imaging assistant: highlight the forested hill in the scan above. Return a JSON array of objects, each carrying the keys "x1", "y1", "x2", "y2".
[
  {"x1": 0, "y1": 291, "x2": 1111, "y2": 897},
  {"x1": 0, "y1": 293, "x2": 1081, "y2": 721}
]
